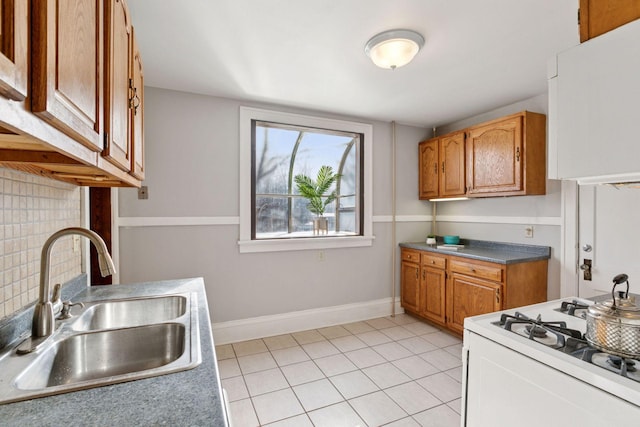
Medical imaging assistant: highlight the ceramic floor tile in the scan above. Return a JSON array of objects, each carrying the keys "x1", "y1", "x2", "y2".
[
  {"x1": 280, "y1": 360, "x2": 326, "y2": 386},
  {"x1": 412, "y1": 404, "x2": 460, "y2": 427},
  {"x1": 443, "y1": 343, "x2": 463, "y2": 359},
  {"x1": 292, "y1": 378, "x2": 344, "y2": 411},
  {"x1": 330, "y1": 335, "x2": 367, "y2": 352},
  {"x1": 215, "y1": 344, "x2": 235, "y2": 360},
  {"x1": 392, "y1": 355, "x2": 440, "y2": 380},
  {"x1": 252, "y1": 388, "x2": 305, "y2": 425},
  {"x1": 447, "y1": 398, "x2": 462, "y2": 415},
  {"x1": 388, "y1": 313, "x2": 419, "y2": 326},
  {"x1": 403, "y1": 321, "x2": 440, "y2": 336},
  {"x1": 218, "y1": 358, "x2": 241, "y2": 379},
  {"x1": 307, "y1": 402, "x2": 366, "y2": 427},
  {"x1": 271, "y1": 346, "x2": 310, "y2": 366},
  {"x1": 345, "y1": 347, "x2": 387, "y2": 369},
  {"x1": 229, "y1": 398, "x2": 259, "y2": 427},
  {"x1": 263, "y1": 334, "x2": 298, "y2": 351},
  {"x1": 386, "y1": 417, "x2": 421, "y2": 426},
  {"x1": 314, "y1": 353, "x2": 358, "y2": 377},
  {"x1": 237, "y1": 352, "x2": 278, "y2": 374},
  {"x1": 363, "y1": 362, "x2": 412, "y2": 389},
  {"x1": 244, "y1": 368, "x2": 289, "y2": 396},
  {"x1": 419, "y1": 349, "x2": 462, "y2": 371},
  {"x1": 264, "y1": 414, "x2": 314, "y2": 427},
  {"x1": 342, "y1": 321, "x2": 375, "y2": 334},
  {"x1": 417, "y1": 372, "x2": 462, "y2": 403},
  {"x1": 221, "y1": 375, "x2": 249, "y2": 402},
  {"x1": 444, "y1": 366, "x2": 463, "y2": 382},
  {"x1": 356, "y1": 330, "x2": 393, "y2": 346},
  {"x1": 302, "y1": 340, "x2": 340, "y2": 359},
  {"x1": 397, "y1": 336, "x2": 438, "y2": 355},
  {"x1": 317, "y1": 325, "x2": 352, "y2": 339},
  {"x1": 292, "y1": 329, "x2": 326, "y2": 345},
  {"x1": 366, "y1": 317, "x2": 397, "y2": 330},
  {"x1": 421, "y1": 331, "x2": 462, "y2": 348},
  {"x1": 373, "y1": 341, "x2": 414, "y2": 361},
  {"x1": 384, "y1": 381, "x2": 442, "y2": 415},
  {"x1": 232, "y1": 339, "x2": 268, "y2": 357},
  {"x1": 380, "y1": 325, "x2": 416, "y2": 341},
  {"x1": 349, "y1": 390, "x2": 408, "y2": 426},
  {"x1": 329, "y1": 369, "x2": 379, "y2": 399}
]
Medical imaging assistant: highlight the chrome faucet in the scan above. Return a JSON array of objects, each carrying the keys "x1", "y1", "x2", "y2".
[{"x1": 17, "y1": 227, "x2": 116, "y2": 354}]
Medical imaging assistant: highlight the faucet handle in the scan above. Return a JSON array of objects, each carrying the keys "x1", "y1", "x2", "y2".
[
  {"x1": 57, "y1": 301, "x2": 85, "y2": 320},
  {"x1": 52, "y1": 283, "x2": 62, "y2": 315}
]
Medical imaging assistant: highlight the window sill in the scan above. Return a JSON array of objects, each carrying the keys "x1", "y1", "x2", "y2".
[{"x1": 237, "y1": 235, "x2": 375, "y2": 253}]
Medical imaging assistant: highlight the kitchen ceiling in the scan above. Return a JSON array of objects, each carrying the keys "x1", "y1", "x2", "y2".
[{"x1": 128, "y1": 0, "x2": 579, "y2": 128}]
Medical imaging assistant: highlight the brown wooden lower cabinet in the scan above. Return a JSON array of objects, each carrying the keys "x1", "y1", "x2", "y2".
[{"x1": 400, "y1": 248, "x2": 547, "y2": 336}]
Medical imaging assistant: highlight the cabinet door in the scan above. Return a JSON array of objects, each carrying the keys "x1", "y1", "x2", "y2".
[
  {"x1": 130, "y1": 27, "x2": 144, "y2": 179},
  {"x1": 0, "y1": 0, "x2": 27, "y2": 101},
  {"x1": 104, "y1": 0, "x2": 132, "y2": 171},
  {"x1": 419, "y1": 139, "x2": 438, "y2": 199},
  {"x1": 439, "y1": 132, "x2": 465, "y2": 197},
  {"x1": 447, "y1": 273, "x2": 501, "y2": 334},
  {"x1": 466, "y1": 116, "x2": 522, "y2": 195},
  {"x1": 421, "y1": 266, "x2": 446, "y2": 325},
  {"x1": 401, "y1": 261, "x2": 420, "y2": 313},
  {"x1": 31, "y1": 0, "x2": 103, "y2": 151},
  {"x1": 579, "y1": 0, "x2": 640, "y2": 42}
]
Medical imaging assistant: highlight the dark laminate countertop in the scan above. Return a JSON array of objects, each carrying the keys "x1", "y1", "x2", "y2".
[
  {"x1": 0, "y1": 277, "x2": 228, "y2": 427},
  {"x1": 400, "y1": 239, "x2": 551, "y2": 264}
]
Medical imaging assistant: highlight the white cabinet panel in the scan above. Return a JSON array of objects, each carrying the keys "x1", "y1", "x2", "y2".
[{"x1": 555, "y1": 19, "x2": 640, "y2": 181}]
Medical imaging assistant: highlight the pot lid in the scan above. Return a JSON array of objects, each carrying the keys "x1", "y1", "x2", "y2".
[{"x1": 588, "y1": 274, "x2": 640, "y2": 320}]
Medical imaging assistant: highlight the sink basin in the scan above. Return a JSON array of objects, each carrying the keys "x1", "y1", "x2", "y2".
[
  {"x1": 71, "y1": 295, "x2": 187, "y2": 331},
  {"x1": 0, "y1": 292, "x2": 200, "y2": 404},
  {"x1": 15, "y1": 323, "x2": 185, "y2": 390}
]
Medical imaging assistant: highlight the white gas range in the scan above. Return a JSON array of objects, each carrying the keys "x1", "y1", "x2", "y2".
[{"x1": 461, "y1": 298, "x2": 640, "y2": 427}]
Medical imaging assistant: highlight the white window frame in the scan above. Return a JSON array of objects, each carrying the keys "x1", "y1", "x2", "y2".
[{"x1": 238, "y1": 106, "x2": 373, "y2": 253}]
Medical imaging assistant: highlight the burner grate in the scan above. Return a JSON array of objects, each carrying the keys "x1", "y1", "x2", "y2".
[{"x1": 498, "y1": 312, "x2": 583, "y2": 349}]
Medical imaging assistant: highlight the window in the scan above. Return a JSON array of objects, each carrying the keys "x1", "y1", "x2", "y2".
[{"x1": 239, "y1": 107, "x2": 373, "y2": 253}]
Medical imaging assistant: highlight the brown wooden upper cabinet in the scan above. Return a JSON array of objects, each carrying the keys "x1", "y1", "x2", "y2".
[
  {"x1": 579, "y1": 0, "x2": 640, "y2": 42},
  {"x1": 31, "y1": 0, "x2": 104, "y2": 152},
  {"x1": 0, "y1": 0, "x2": 28, "y2": 101},
  {"x1": 130, "y1": 27, "x2": 144, "y2": 180},
  {"x1": 418, "y1": 131, "x2": 466, "y2": 200},
  {"x1": 465, "y1": 111, "x2": 546, "y2": 197},
  {"x1": 104, "y1": 0, "x2": 132, "y2": 172}
]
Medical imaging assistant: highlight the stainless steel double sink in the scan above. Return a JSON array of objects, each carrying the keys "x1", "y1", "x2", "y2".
[{"x1": 0, "y1": 292, "x2": 201, "y2": 404}]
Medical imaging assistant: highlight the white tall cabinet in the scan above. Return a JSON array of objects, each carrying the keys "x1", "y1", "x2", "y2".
[{"x1": 548, "y1": 18, "x2": 640, "y2": 183}]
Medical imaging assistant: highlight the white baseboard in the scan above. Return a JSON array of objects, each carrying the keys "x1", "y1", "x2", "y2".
[{"x1": 211, "y1": 298, "x2": 404, "y2": 345}]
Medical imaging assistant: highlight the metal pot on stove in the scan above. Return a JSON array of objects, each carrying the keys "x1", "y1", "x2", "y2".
[{"x1": 585, "y1": 274, "x2": 640, "y2": 359}]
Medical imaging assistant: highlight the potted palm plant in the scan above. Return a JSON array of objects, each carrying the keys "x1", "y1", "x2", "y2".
[{"x1": 294, "y1": 165, "x2": 341, "y2": 235}]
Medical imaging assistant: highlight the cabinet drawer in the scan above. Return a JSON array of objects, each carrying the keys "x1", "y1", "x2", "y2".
[
  {"x1": 401, "y1": 249, "x2": 421, "y2": 263},
  {"x1": 450, "y1": 259, "x2": 503, "y2": 282},
  {"x1": 422, "y1": 254, "x2": 446, "y2": 269}
]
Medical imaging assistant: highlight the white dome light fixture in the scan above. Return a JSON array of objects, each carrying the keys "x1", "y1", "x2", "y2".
[{"x1": 364, "y1": 29, "x2": 425, "y2": 70}]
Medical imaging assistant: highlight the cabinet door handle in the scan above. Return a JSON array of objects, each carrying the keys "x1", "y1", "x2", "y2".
[
  {"x1": 434, "y1": 163, "x2": 437, "y2": 174},
  {"x1": 422, "y1": 270, "x2": 426, "y2": 280},
  {"x1": 516, "y1": 147, "x2": 520, "y2": 162},
  {"x1": 415, "y1": 270, "x2": 419, "y2": 280},
  {"x1": 496, "y1": 288, "x2": 501, "y2": 304},
  {"x1": 442, "y1": 162, "x2": 445, "y2": 174}
]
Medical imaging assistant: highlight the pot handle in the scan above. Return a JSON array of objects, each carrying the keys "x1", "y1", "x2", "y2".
[{"x1": 611, "y1": 273, "x2": 630, "y2": 310}]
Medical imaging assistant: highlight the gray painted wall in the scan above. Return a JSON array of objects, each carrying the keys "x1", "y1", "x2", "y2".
[{"x1": 118, "y1": 88, "x2": 432, "y2": 323}]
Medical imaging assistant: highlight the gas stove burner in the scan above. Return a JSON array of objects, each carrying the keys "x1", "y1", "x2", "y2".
[
  {"x1": 607, "y1": 355, "x2": 637, "y2": 372},
  {"x1": 525, "y1": 324, "x2": 548, "y2": 338},
  {"x1": 559, "y1": 300, "x2": 589, "y2": 318},
  {"x1": 496, "y1": 312, "x2": 583, "y2": 349},
  {"x1": 589, "y1": 353, "x2": 640, "y2": 382}
]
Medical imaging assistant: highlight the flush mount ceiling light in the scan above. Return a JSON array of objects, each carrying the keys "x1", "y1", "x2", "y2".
[{"x1": 364, "y1": 29, "x2": 425, "y2": 70}]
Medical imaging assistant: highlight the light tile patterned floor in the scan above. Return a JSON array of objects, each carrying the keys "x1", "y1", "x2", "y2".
[{"x1": 217, "y1": 314, "x2": 463, "y2": 427}]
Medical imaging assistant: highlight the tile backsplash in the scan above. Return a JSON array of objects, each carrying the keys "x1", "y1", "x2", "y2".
[{"x1": 0, "y1": 168, "x2": 82, "y2": 320}]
